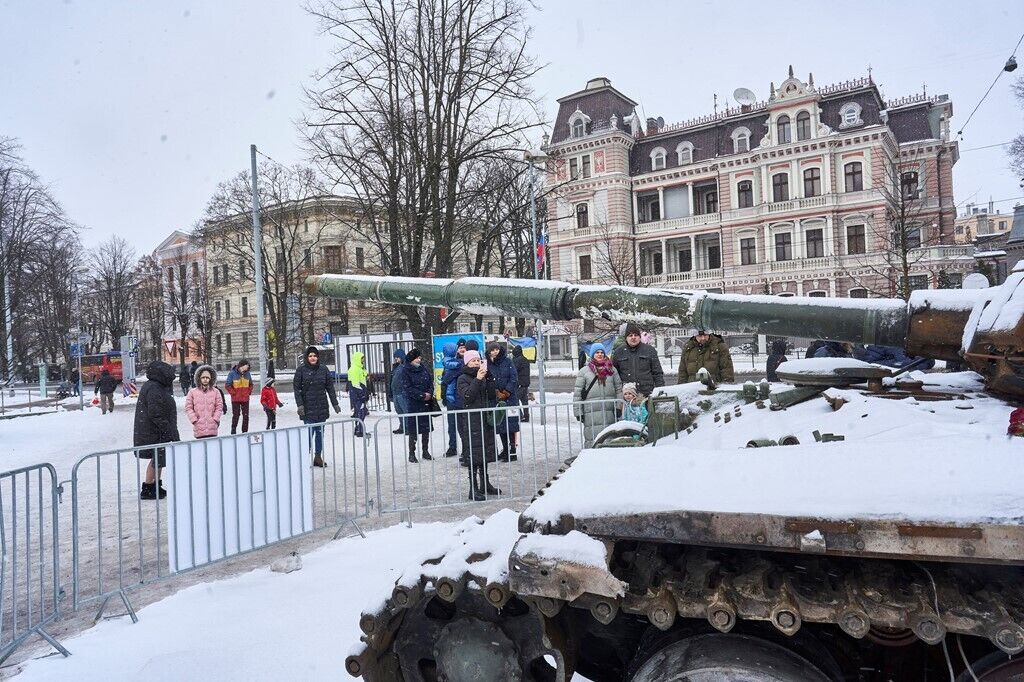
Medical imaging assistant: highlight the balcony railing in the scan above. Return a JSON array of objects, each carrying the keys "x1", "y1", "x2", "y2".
[
  {"x1": 635, "y1": 213, "x2": 721, "y2": 235},
  {"x1": 639, "y1": 268, "x2": 724, "y2": 286},
  {"x1": 765, "y1": 195, "x2": 829, "y2": 214}
]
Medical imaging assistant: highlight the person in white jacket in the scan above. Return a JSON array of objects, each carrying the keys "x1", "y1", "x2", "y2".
[{"x1": 573, "y1": 345, "x2": 622, "y2": 448}]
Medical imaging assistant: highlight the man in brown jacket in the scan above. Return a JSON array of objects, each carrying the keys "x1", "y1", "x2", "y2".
[{"x1": 677, "y1": 330, "x2": 735, "y2": 383}]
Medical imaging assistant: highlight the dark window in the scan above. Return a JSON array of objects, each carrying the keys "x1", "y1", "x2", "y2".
[
  {"x1": 846, "y1": 224, "x2": 866, "y2": 255},
  {"x1": 806, "y1": 228, "x2": 824, "y2": 258},
  {"x1": 901, "y1": 171, "x2": 920, "y2": 200},
  {"x1": 572, "y1": 119, "x2": 584, "y2": 138},
  {"x1": 225, "y1": 333, "x2": 232, "y2": 356},
  {"x1": 704, "y1": 192, "x2": 718, "y2": 214},
  {"x1": 579, "y1": 254, "x2": 592, "y2": 280},
  {"x1": 803, "y1": 168, "x2": 821, "y2": 197},
  {"x1": 581, "y1": 155, "x2": 591, "y2": 178},
  {"x1": 214, "y1": 301, "x2": 221, "y2": 320},
  {"x1": 355, "y1": 247, "x2": 365, "y2": 268},
  {"x1": 808, "y1": 291, "x2": 827, "y2": 298},
  {"x1": 737, "y1": 181, "x2": 753, "y2": 208},
  {"x1": 776, "y1": 115, "x2": 791, "y2": 144},
  {"x1": 216, "y1": 335, "x2": 222, "y2": 354},
  {"x1": 774, "y1": 233, "x2": 793, "y2": 261},
  {"x1": 167, "y1": 267, "x2": 174, "y2": 286},
  {"x1": 213, "y1": 267, "x2": 220, "y2": 286},
  {"x1": 304, "y1": 248, "x2": 312, "y2": 267},
  {"x1": 569, "y1": 157, "x2": 579, "y2": 179},
  {"x1": 324, "y1": 245, "x2": 343, "y2": 273},
  {"x1": 898, "y1": 226, "x2": 922, "y2": 250},
  {"x1": 796, "y1": 111, "x2": 811, "y2": 141},
  {"x1": 740, "y1": 237, "x2": 757, "y2": 265},
  {"x1": 241, "y1": 296, "x2": 248, "y2": 317},
  {"x1": 242, "y1": 331, "x2": 249, "y2": 353},
  {"x1": 222, "y1": 264, "x2": 229, "y2": 282},
  {"x1": 906, "y1": 274, "x2": 929, "y2": 292},
  {"x1": 676, "y1": 249, "x2": 692, "y2": 272},
  {"x1": 844, "y1": 162, "x2": 863, "y2": 192},
  {"x1": 583, "y1": 319, "x2": 595, "y2": 333},
  {"x1": 359, "y1": 324, "x2": 368, "y2": 334},
  {"x1": 224, "y1": 300, "x2": 231, "y2": 320},
  {"x1": 638, "y1": 194, "x2": 661, "y2": 223},
  {"x1": 772, "y1": 173, "x2": 789, "y2": 202},
  {"x1": 576, "y1": 203, "x2": 589, "y2": 229},
  {"x1": 651, "y1": 251, "x2": 663, "y2": 275},
  {"x1": 179, "y1": 263, "x2": 187, "y2": 284},
  {"x1": 304, "y1": 219, "x2": 309, "y2": 233},
  {"x1": 327, "y1": 298, "x2": 345, "y2": 313},
  {"x1": 192, "y1": 262, "x2": 200, "y2": 280},
  {"x1": 733, "y1": 134, "x2": 749, "y2": 154},
  {"x1": 239, "y1": 262, "x2": 246, "y2": 280},
  {"x1": 707, "y1": 244, "x2": 722, "y2": 270},
  {"x1": 849, "y1": 288, "x2": 868, "y2": 298}
]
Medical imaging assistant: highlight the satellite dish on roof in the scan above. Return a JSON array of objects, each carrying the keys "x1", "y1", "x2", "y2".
[
  {"x1": 733, "y1": 87, "x2": 757, "y2": 106},
  {"x1": 963, "y1": 273, "x2": 990, "y2": 289}
]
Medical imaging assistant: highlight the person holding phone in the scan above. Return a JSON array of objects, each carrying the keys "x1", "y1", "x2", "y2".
[{"x1": 457, "y1": 350, "x2": 500, "y2": 500}]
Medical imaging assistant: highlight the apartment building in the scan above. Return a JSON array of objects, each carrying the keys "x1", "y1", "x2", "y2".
[
  {"x1": 153, "y1": 230, "x2": 206, "y2": 366},
  {"x1": 544, "y1": 69, "x2": 973, "y2": 310},
  {"x1": 955, "y1": 201, "x2": 1014, "y2": 244}
]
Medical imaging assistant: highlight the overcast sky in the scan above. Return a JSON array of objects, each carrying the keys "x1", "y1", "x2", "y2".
[{"x1": 2, "y1": 0, "x2": 1023, "y2": 253}]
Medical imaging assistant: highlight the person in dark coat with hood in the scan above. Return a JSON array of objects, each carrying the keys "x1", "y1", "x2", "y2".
[
  {"x1": 813, "y1": 341, "x2": 853, "y2": 359},
  {"x1": 401, "y1": 348, "x2": 434, "y2": 462},
  {"x1": 511, "y1": 345, "x2": 531, "y2": 423},
  {"x1": 94, "y1": 368, "x2": 119, "y2": 414},
  {"x1": 457, "y1": 350, "x2": 500, "y2": 501},
  {"x1": 293, "y1": 346, "x2": 341, "y2": 468},
  {"x1": 133, "y1": 360, "x2": 180, "y2": 500},
  {"x1": 389, "y1": 348, "x2": 407, "y2": 434},
  {"x1": 766, "y1": 339, "x2": 789, "y2": 382},
  {"x1": 179, "y1": 363, "x2": 193, "y2": 395},
  {"x1": 612, "y1": 323, "x2": 665, "y2": 397},
  {"x1": 485, "y1": 341, "x2": 519, "y2": 461}
]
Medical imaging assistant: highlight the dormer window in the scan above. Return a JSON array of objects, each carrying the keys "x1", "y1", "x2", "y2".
[
  {"x1": 567, "y1": 108, "x2": 591, "y2": 139},
  {"x1": 650, "y1": 147, "x2": 667, "y2": 171},
  {"x1": 839, "y1": 102, "x2": 863, "y2": 129},
  {"x1": 731, "y1": 127, "x2": 751, "y2": 154},
  {"x1": 676, "y1": 141, "x2": 694, "y2": 165},
  {"x1": 796, "y1": 111, "x2": 811, "y2": 141},
  {"x1": 776, "y1": 115, "x2": 791, "y2": 144}
]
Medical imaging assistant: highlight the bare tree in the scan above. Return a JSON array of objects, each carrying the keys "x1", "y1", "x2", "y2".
[
  {"x1": 841, "y1": 153, "x2": 942, "y2": 300},
  {"x1": 132, "y1": 255, "x2": 165, "y2": 364},
  {"x1": 305, "y1": 0, "x2": 543, "y2": 338},
  {"x1": 88, "y1": 236, "x2": 137, "y2": 350},
  {"x1": 200, "y1": 162, "x2": 329, "y2": 366},
  {"x1": 1009, "y1": 76, "x2": 1024, "y2": 180}
]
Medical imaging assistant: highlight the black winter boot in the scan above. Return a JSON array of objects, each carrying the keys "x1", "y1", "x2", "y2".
[
  {"x1": 468, "y1": 465, "x2": 485, "y2": 502},
  {"x1": 408, "y1": 435, "x2": 418, "y2": 463},
  {"x1": 421, "y1": 434, "x2": 433, "y2": 461}
]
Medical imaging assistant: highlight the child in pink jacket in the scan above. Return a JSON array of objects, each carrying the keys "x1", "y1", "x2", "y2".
[{"x1": 185, "y1": 365, "x2": 223, "y2": 439}]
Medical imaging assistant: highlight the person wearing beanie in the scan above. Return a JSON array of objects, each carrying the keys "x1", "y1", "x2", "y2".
[
  {"x1": 621, "y1": 382, "x2": 649, "y2": 424},
  {"x1": 465, "y1": 339, "x2": 480, "y2": 351},
  {"x1": 389, "y1": 348, "x2": 408, "y2": 434},
  {"x1": 574, "y1": 345, "x2": 622, "y2": 448},
  {"x1": 401, "y1": 348, "x2": 434, "y2": 462},
  {"x1": 457, "y1": 349, "x2": 501, "y2": 500},
  {"x1": 612, "y1": 324, "x2": 664, "y2": 397},
  {"x1": 439, "y1": 342, "x2": 463, "y2": 458},
  {"x1": 225, "y1": 359, "x2": 254, "y2": 434},
  {"x1": 260, "y1": 377, "x2": 284, "y2": 430},
  {"x1": 294, "y1": 345, "x2": 341, "y2": 467},
  {"x1": 678, "y1": 330, "x2": 735, "y2": 384},
  {"x1": 511, "y1": 345, "x2": 531, "y2": 423}
]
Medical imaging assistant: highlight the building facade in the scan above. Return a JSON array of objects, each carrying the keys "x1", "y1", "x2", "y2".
[
  {"x1": 153, "y1": 230, "x2": 207, "y2": 367},
  {"x1": 544, "y1": 70, "x2": 972, "y2": 312},
  {"x1": 955, "y1": 201, "x2": 1014, "y2": 244}
]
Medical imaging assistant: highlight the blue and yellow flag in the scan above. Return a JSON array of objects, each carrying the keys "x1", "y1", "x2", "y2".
[{"x1": 508, "y1": 336, "x2": 537, "y2": 362}]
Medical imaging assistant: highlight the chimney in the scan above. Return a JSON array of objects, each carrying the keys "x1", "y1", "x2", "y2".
[{"x1": 646, "y1": 117, "x2": 659, "y2": 135}]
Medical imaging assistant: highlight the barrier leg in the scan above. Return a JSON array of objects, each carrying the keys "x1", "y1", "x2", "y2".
[
  {"x1": 36, "y1": 628, "x2": 70, "y2": 658},
  {"x1": 332, "y1": 518, "x2": 366, "y2": 541},
  {"x1": 93, "y1": 589, "x2": 138, "y2": 624}
]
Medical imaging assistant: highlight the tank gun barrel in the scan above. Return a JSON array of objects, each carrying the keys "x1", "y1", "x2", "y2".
[{"x1": 304, "y1": 274, "x2": 910, "y2": 346}]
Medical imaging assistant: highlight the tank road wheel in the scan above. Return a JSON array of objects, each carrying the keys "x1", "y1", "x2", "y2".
[
  {"x1": 628, "y1": 634, "x2": 831, "y2": 682},
  {"x1": 956, "y1": 652, "x2": 1023, "y2": 681},
  {"x1": 370, "y1": 590, "x2": 572, "y2": 682}
]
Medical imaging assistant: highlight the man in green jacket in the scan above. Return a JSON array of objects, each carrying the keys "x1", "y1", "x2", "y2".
[{"x1": 677, "y1": 330, "x2": 735, "y2": 383}]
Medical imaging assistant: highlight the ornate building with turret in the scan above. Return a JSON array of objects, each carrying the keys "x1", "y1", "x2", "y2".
[{"x1": 543, "y1": 69, "x2": 973, "y2": 310}]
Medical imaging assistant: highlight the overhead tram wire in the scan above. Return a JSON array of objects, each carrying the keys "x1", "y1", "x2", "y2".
[{"x1": 956, "y1": 31, "x2": 1024, "y2": 139}]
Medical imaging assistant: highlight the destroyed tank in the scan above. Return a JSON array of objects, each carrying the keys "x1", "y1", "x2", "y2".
[{"x1": 306, "y1": 271, "x2": 1024, "y2": 681}]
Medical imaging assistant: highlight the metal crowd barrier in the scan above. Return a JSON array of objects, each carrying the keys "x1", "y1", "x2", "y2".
[
  {"x1": 70, "y1": 418, "x2": 370, "y2": 620},
  {"x1": 369, "y1": 398, "x2": 623, "y2": 516},
  {"x1": 0, "y1": 463, "x2": 69, "y2": 664}
]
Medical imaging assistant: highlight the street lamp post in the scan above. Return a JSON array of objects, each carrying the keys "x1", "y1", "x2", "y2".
[{"x1": 524, "y1": 149, "x2": 549, "y2": 423}]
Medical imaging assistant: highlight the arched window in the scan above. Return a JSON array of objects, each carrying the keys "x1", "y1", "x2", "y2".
[
  {"x1": 848, "y1": 288, "x2": 868, "y2": 298},
  {"x1": 839, "y1": 102, "x2": 863, "y2": 129},
  {"x1": 568, "y1": 108, "x2": 591, "y2": 139},
  {"x1": 803, "y1": 167, "x2": 821, "y2": 197},
  {"x1": 572, "y1": 119, "x2": 585, "y2": 138},
  {"x1": 575, "y1": 203, "x2": 589, "y2": 229},
  {"x1": 776, "y1": 115, "x2": 791, "y2": 144},
  {"x1": 731, "y1": 127, "x2": 751, "y2": 154},
  {"x1": 796, "y1": 111, "x2": 811, "y2": 141},
  {"x1": 737, "y1": 180, "x2": 753, "y2": 208},
  {"x1": 772, "y1": 173, "x2": 789, "y2": 202},
  {"x1": 676, "y1": 142, "x2": 694, "y2": 165},
  {"x1": 901, "y1": 171, "x2": 920, "y2": 200},
  {"x1": 650, "y1": 147, "x2": 667, "y2": 171},
  {"x1": 844, "y1": 162, "x2": 863, "y2": 192}
]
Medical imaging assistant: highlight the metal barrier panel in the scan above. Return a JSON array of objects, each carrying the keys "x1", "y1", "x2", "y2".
[
  {"x1": 368, "y1": 399, "x2": 622, "y2": 515},
  {"x1": 0, "y1": 463, "x2": 68, "y2": 663},
  {"x1": 71, "y1": 418, "x2": 369, "y2": 614},
  {"x1": 347, "y1": 339, "x2": 424, "y2": 412}
]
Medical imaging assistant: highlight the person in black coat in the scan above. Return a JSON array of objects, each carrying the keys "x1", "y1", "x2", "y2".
[
  {"x1": 612, "y1": 323, "x2": 665, "y2": 397},
  {"x1": 133, "y1": 361, "x2": 180, "y2": 500},
  {"x1": 401, "y1": 348, "x2": 434, "y2": 463},
  {"x1": 456, "y1": 350, "x2": 500, "y2": 501},
  {"x1": 485, "y1": 341, "x2": 519, "y2": 460},
  {"x1": 94, "y1": 368, "x2": 119, "y2": 414},
  {"x1": 766, "y1": 339, "x2": 789, "y2": 382},
  {"x1": 511, "y1": 345, "x2": 531, "y2": 423},
  {"x1": 293, "y1": 346, "x2": 340, "y2": 468}
]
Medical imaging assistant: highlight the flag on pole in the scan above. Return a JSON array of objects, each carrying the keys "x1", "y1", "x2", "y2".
[
  {"x1": 508, "y1": 336, "x2": 537, "y2": 362},
  {"x1": 536, "y1": 231, "x2": 546, "y2": 274},
  {"x1": 583, "y1": 332, "x2": 617, "y2": 359}
]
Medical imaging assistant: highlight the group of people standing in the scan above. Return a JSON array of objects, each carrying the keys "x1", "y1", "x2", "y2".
[{"x1": 387, "y1": 338, "x2": 531, "y2": 502}]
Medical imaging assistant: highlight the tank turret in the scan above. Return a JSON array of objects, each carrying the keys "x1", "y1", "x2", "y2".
[{"x1": 305, "y1": 266, "x2": 1024, "y2": 398}]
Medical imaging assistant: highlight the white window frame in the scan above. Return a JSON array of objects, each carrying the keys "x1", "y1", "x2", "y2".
[
  {"x1": 735, "y1": 229, "x2": 758, "y2": 266},
  {"x1": 795, "y1": 110, "x2": 812, "y2": 141},
  {"x1": 839, "y1": 102, "x2": 863, "y2": 129},
  {"x1": 735, "y1": 178, "x2": 755, "y2": 208},
  {"x1": 650, "y1": 147, "x2": 667, "y2": 171},
  {"x1": 801, "y1": 165, "x2": 823, "y2": 198},
  {"x1": 731, "y1": 127, "x2": 751, "y2": 154},
  {"x1": 675, "y1": 141, "x2": 694, "y2": 165},
  {"x1": 771, "y1": 172, "x2": 790, "y2": 202},
  {"x1": 776, "y1": 114, "x2": 792, "y2": 144},
  {"x1": 574, "y1": 201, "x2": 590, "y2": 230},
  {"x1": 807, "y1": 290, "x2": 828, "y2": 298},
  {"x1": 568, "y1": 108, "x2": 591, "y2": 139}
]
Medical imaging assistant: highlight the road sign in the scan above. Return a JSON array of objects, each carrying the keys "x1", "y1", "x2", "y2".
[{"x1": 67, "y1": 332, "x2": 92, "y2": 344}]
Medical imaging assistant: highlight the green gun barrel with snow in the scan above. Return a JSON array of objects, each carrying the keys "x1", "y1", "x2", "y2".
[{"x1": 305, "y1": 270, "x2": 1024, "y2": 398}]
